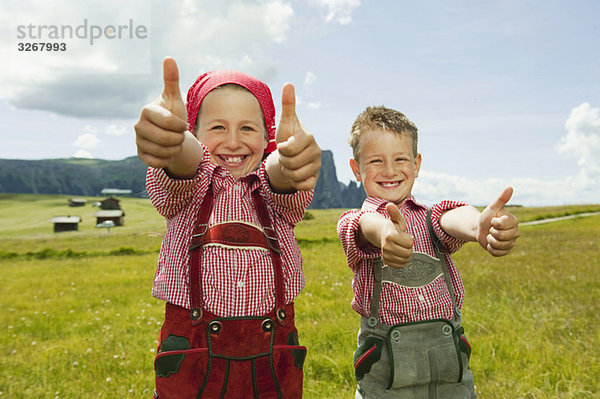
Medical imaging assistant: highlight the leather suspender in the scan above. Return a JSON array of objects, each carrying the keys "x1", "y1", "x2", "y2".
[
  {"x1": 425, "y1": 208, "x2": 461, "y2": 322},
  {"x1": 188, "y1": 189, "x2": 214, "y2": 324}
]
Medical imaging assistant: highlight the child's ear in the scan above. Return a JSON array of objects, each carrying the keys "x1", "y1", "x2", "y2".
[
  {"x1": 414, "y1": 153, "x2": 422, "y2": 177},
  {"x1": 350, "y1": 158, "x2": 362, "y2": 182}
]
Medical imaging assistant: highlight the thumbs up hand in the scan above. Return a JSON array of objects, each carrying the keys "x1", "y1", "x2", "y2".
[
  {"x1": 274, "y1": 83, "x2": 321, "y2": 191},
  {"x1": 159, "y1": 57, "x2": 187, "y2": 123},
  {"x1": 381, "y1": 202, "x2": 414, "y2": 268},
  {"x1": 477, "y1": 186, "x2": 520, "y2": 256},
  {"x1": 135, "y1": 57, "x2": 188, "y2": 169}
]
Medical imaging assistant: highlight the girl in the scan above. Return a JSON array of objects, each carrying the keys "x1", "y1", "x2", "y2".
[{"x1": 135, "y1": 57, "x2": 321, "y2": 398}]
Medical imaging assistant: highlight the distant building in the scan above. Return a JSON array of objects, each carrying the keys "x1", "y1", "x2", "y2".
[
  {"x1": 100, "y1": 197, "x2": 121, "y2": 210},
  {"x1": 68, "y1": 198, "x2": 87, "y2": 207},
  {"x1": 101, "y1": 188, "x2": 132, "y2": 196},
  {"x1": 51, "y1": 216, "x2": 81, "y2": 232},
  {"x1": 95, "y1": 210, "x2": 125, "y2": 226}
]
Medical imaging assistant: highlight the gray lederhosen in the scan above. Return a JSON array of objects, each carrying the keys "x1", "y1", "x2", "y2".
[{"x1": 354, "y1": 210, "x2": 476, "y2": 399}]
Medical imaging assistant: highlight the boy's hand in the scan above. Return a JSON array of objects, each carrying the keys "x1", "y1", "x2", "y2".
[
  {"x1": 381, "y1": 203, "x2": 414, "y2": 268},
  {"x1": 477, "y1": 187, "x2": 520, "y2": 256},
  {"x1": 135, "y1": 57, "x2": 188, "y2": 168},
  {"x1": 275, "y1": 83, "x2": 321, "y2": 191}
]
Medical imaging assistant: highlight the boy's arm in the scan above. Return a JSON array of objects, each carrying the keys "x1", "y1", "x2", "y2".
[
  {"x1": 265, "y1": 83, "x2": 321, "y2": 193},
  {"x1": 440, "y1": 187, "x2": 520, "y2": 257},
  {"x1": 358, "y1": 203, "x2": 414, "y2": 269},
  {"x1": 337, "y1": 209, "x2": 382, "y2": 271},
  {"x1": 135, "y1": 57, "x2": 202, "y2": 179}
]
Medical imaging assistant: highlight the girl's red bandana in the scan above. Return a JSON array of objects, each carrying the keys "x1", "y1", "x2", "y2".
[{"x1": 186, "y1": 70, "x2": 277, "y2": 155}]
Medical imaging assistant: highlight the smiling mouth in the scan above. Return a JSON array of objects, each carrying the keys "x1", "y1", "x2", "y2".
[
  {"x1": 377, "y1": 181, "x2": 401, "y2": 188},
  {"x1": 218, "y1": 154, "x2": 248, "y2": 165}
]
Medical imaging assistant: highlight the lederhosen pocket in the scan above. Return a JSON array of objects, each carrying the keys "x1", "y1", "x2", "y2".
[
  {"x1": 386, "y1": 319, "x2": 468, "y2": 389},
  {"x1": 354, "y1": 336, "x2": 384, "y2": 381},
  {"x1": 154, "y1": 187, "x2": 306, "y2": 399}
]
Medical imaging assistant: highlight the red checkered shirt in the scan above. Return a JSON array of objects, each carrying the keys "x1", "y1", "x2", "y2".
[
  {"x1": 147, "y1": 145, "x2": 313, "y2": 316},
  {"x1": 337, "y1": 196, "x2": 469, "y2": 325}
]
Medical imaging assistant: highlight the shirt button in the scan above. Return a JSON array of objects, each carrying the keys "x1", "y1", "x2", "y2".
[
  {"x1": 418, "y1": 294, "x2": 425, "y2": 302},
  {"x1": 237, "y1": 281, "x2": 245, "y2": 288}
]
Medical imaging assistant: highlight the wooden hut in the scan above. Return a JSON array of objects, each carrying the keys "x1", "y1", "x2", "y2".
[
  {"x1": 51, "y1": 216, "x2": 81, "y2": 232},
  {"x1": 101, "y1": 188, "x2": 132, "y2": 196},
  {"x1": 95, "y1": 210, "x2": 125, "y2": 226},
  {"x1": 100, "y1": 197, "x2": 121, "y2": 210},
  {"x1": 68, "y1": 198, "x2": 87, "y2": 207}
]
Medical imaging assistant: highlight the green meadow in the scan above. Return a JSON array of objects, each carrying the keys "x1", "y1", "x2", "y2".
[{"x1": 1, "y1": 194, "x2": 599, "y2": 398}]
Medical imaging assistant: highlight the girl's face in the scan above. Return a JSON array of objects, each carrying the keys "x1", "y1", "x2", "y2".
[
  {"x1": 350, "y1": 128, "x2": 421, "y2": 206},
  {"x1": 195, "y1": 86, "x2": 268, "y2": 179}
]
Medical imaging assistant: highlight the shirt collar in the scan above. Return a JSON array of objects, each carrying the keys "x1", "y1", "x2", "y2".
[
  {"x1": 211, "y1": 164, "x2": 261, "y2": 193},
  {"x1": 361, "y1": 195, "x2": 427, "y2": 213}
]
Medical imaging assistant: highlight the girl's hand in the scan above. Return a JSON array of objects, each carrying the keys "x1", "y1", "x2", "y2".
[
  {"x1": 135, "y1": 57, "x2": 188, "y2": 169},
  {"x1": 274, "y1": 83, "x2": 321, "y2": 191}
]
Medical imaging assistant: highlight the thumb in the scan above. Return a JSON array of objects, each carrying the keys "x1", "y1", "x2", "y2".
[
  {"x1": 386, "y1": 202, "x2": 407, "y2": 232},
  {"x1": 477, "y1": 186, "x2": 513, "y2": 250},
  {"x1": 276, "y1": 83, "x2": 297, "y2": 144},
  {"x1": 487, "y1": 186, "x2": 513, "y2": 214},
  {"x1": 161, "y1": 57, "x2": 186, "y2": 122}
]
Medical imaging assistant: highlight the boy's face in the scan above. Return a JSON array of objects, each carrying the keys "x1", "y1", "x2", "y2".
[
  {"x1": 195, "y1": 86, "x2": 268, "y2": 179},
  {"x1": 350, "y1": 128, "x2": 421, "y2": 205}
]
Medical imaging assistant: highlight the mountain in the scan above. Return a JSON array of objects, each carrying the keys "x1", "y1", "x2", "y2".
[
  {"x1": 0, "y1": 157, "x2": 148, "y2": 197},
  {"x1": 0, "y1": 151, "x2": 366, "y2": 208},
  {"x1": 309, "y1": 150, "x2": 366, "y2": 209}
]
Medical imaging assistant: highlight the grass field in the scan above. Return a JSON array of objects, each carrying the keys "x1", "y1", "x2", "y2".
[{"x1": 1, "y1": 194, "x2": 599, "y2": 398}]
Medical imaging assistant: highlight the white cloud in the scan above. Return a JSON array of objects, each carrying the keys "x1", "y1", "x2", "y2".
[
  {"x1": 557, "y1": 102, "x2": 600, "y2": 181},
  {"x1": 74, "y1": 133, "x2": 100, "y2": 149},
  {"x1": 106, "y1": 124, "x2": 127, "y2": 136},
  {"x1": 263, "y1": 1, "x2": 294, "y2": 43},
  {"x1": 189, "y1": 1, "x2": 293, "y2": 46},
  {"x1": 412, "y1": 170, "x2": 597, "y2": 207},
  {"x1": 413, "y1": 170, "x2": 508, "y2": 206},
  {"x1": 74, "y1": 149, "x2": 93, "y2": 158},
  {"x1": 304, "y1": 71, "x2": 316, "y2": 88},
  {"x1": 0, "y1": 0, "x2": 294, "y2": 118},
  {"x1": 83, "y1": 125, "x2": 99, "y2": 134},
  {"x1": 412, "y1": 103, "x2": 600, "y2": 206},
  {"x1": 307, "y1": 102, "x2": 323, "y2": 109},
  {"x1": 313, "y1": 0, "x2": 361, "y2": 25}
]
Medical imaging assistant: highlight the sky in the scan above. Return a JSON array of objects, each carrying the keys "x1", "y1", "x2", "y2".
[{"x1": 1, "y1": 0, "x2": 599, "y2": 206}]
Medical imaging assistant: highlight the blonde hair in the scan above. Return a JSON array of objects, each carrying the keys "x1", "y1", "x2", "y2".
[{"x1": 349, "y1": 106, "x2": 418, "y2": 161}]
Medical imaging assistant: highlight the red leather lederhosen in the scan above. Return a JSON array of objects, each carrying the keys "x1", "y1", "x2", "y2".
[{"x1": 153, "y1": 187, "x2": 306, "y2": 398}]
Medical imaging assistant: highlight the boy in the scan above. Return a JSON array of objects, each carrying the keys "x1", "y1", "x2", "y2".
[
  {"x1": 135, "y1": 57, "x2": 321, "y2": 398},
  {"x1": 337, "y1": 106, "x2": 520, "y2": 398}
]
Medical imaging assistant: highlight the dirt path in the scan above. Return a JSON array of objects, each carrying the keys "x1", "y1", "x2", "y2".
[{"x1": 521, "y1": 212, "x2": 600, "y2": 226}]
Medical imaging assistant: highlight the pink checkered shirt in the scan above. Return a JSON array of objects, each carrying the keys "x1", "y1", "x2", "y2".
[
  {"x1": 147, "y1": 145, "x2": 313, "y2": 316},
  {"x1": 337, "y1": 196, "x2": 469, "y2": 325}
]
